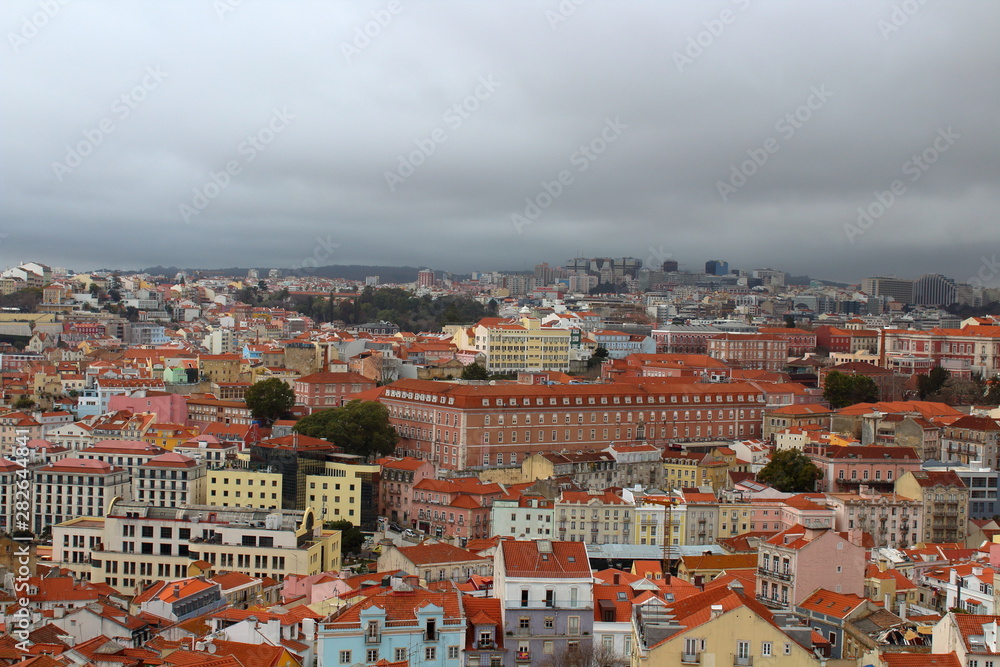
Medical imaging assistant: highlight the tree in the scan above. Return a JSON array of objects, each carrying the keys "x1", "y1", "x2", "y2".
[
  {"x1": 13, "y1": 397, "x2": 35, "y2": 410},
  {"x1": 244, "y1": 378, "x2": 295, "y2": 426},
  {"x1": 918, "y1": 366, "x2": 950, "y2": 399},
  {"x1": 537, "y1": 641, "x2": 625, "y2": 667},
  {"x1": 823, "y1": 371, "x2": 879, "y2": 408},
  {"x1": 930, "y1": 376, "x2": 983, "y2": 406},
  {"x1": 784, "y1": 315, "x2": 796, "y2": 328},
  {"x1": 326, "y1": 519, "x2": 364, "y2": 556},
  {"x1": 757, "y1": 448, "x2": 823, "y2": 492},
  {"x1": 293, "y1": 400, "x2": 399, "y2": 461},
  {"x1": 588, "y1": 346, "x2": 609, "y2": 369},
  {"x1": 461, "y1": 362, "x2": 490, "y2": 381}
]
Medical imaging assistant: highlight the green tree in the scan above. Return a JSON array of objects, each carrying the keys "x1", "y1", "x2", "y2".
[
  {"x1": 930, "y1": 376, "x2": 983, "y2": 406},
  {"x1": 918, "y1": 366, "x2": 950, "y2": 399},
  {"x1": 588, "y1": 346, "x2": 609, "y2": 369},
  {"x1": 294, "y1": 400, "x2": 399, "y2": 461},
  {"x1": 784, "y1": 315, "x2": 796, "y2": 328},
  {"x1": 326, "y1": 519, "x2": 364, "y2": 556},
  {"x1": 757, "y1": 449, "x2": 823, "y2": 492},
  {"x1": 244, "y1": 378, "x2": 295, "y2": 426},
  {"x1": 823, "y1": 371, "x2": 879, "y2": 408},
  {"x1": 461, "y1": 362, "x2": 490, "y2": 381},
  {"x1": 13, "y1": 397, "x2": 35, "y2": 410}
]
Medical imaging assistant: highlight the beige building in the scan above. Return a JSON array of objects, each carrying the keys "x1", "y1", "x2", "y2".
[
  {"x1": 206, "y1": 466, "x2": 283, "y2": 510},
  {"x1": 454, "y1": 316, "x2": 572, "y2": 373},
  {"x1": 50, "y1": 500, "x2": 340, "y2": 595},
  {"x1": 33, "y1": 458, "x2": 130, "y2": 533},
  {"x1": 895, "y1": 470, "x2": 970, "y2": 544},
  {"x1": 555, "y1": 489, "x2": 634, "y2": 545},
  {"x1": 304, "y1": 458, "x2": 379, "y2": 527}
]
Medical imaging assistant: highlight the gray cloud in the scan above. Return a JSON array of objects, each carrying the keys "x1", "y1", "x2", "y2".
[{"x1": 2, "y1": 0, "x2": 998, "y2": 283}]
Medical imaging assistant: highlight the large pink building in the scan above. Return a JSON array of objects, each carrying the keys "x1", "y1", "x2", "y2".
[
  {"x1": 293, "y1": 371, "x2": 376, "y2": 414},
  {"x1": 756, "y1": 524, "x2": 866, "y2": 609},
  {"x1": 808, "y1": 445, "x2": 922, "y2": 494},
  {"x1": 376, "y1": 456, "x2": 436, "y2": 525},
  {"x1": 409, "y1": 477, "x2": 504, "y2": 545}
]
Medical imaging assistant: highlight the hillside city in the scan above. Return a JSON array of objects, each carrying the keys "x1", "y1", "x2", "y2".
[{"x1": 1, "y1": 256, "x2": 1000, "y2": 667}]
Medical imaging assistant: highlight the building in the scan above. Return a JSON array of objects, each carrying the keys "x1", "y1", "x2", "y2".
[
  {"x1": 318, "y1": 575, "x2": 464, "y2": 667},
  {"x1": 825, "y1": 489, "x2": 922, "y2": 549},
  {"x1": 755, "y1": 525, "x2": 866, "y2": 609},
  {"x1": 494, "y1": 540, "x2": 594, "y2": 667},
  {"x1": 455, "y1": 317, "x2": 572, "y2": 373},
  {"x1": 134, "y1": 451, "x2": 207, "y2": 507},
  {"x1": 379, "y1": 379, "x2": 766, "y2": 472},
  {"x1": 376, "y1": 542, "x2": 492, "y2": 583},
  {"x1": 293, "y1": 371, "x2": 376, "y2": 414},
  {"x1": 809, "y1": 445, "x2": 923, "y2": 494},
  {"x1": 763, "y1": 404, "x2": 834, "y2": 440},
  {"x1": 931, "y1": 612, "x2": 1000, "y2": 665},
  {"x1": 491, "y1": 487, "x2": 556, "y2": 540},
  {"x1": 377, "y1": 456, "x2": 437, "y2": 525},
  {"x1": 32, "y1": 458, "x2": 130, "y2": 533},
  {"x1": 707, "y1": 333, "x2": 790, "y2": 372},
  {"x1": 862, "y1": 276, "x2": 914, "y2": 304},
  {"x1": 409, "y1": 477, "x2": 504, "y2": 543},
  {"x1": 895, "y1": 470, "x2": 970, "y2": 544},
  {"x1": 304, "y1": 457, "x2": 379, "y2": 529},
  {"x1": 913, "y1": 273, "x2": 959, "y2": 306},
  {"x1": 50, "y1": 501, "x2": 341, "y2": 595},
  {"x1": 206, "y1": 465, "x2": 283, "y2": 509},
  {"x1": 940, "y1": 416, "x2": 1000, "y2": 468},
  {"x1": 417, "y1": 269, "x2": 436, "y2": 288},
  {"x1": 554, "y1": 489, "x2": 633, "y2": 545}
]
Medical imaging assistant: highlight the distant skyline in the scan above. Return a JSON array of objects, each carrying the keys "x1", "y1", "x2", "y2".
[{"x1": 2, "y1": 1, "x2": 998, "y2": 286}]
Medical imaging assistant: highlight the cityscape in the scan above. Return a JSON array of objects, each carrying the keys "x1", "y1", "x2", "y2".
[{"x1": 3, "y1": 1, "x2": 1000, "y2": 667}]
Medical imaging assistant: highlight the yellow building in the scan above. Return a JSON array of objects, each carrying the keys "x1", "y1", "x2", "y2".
[
  {"x1": 455, "y1": 317, "x2": 572, "y2": 373},
  {"x1": 663, "y1": 452, "x2": 702, "y2": 491},
  {"x1": 635, "y1": 586, "x2": 838, "y2": 667},
  {"x1": 207, "y1": 467, "x2": 284, "y2": 509},
  {"x1": 634, "y1": 495, "x2": 687, "y2": 548},
  {"x1": 146, "y1": 423, "x2": 200, "y2": 451},
  {"x1": 305, "y1": 459, "x2": 379, "y2": 526},
  {"x1": 199, "y1": 354, "x2": 249, "y2": 384}
]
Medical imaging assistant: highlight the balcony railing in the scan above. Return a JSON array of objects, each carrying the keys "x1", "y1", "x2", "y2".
[
  {"x1": 755, "y1": 594, "x2": 787, "y2": 609},
  {"x1": 515, "y1": 651, "x2": 531, "y2": 662},
  {"x1": 734, "y1": 656, "x2": 753, "y2": 666},
  {"x1": 681, "y1": 653, "x2": 701, "y2": 664},
  {"x1": 757, "y1": 568, "x2": 792, "y2": 581}
]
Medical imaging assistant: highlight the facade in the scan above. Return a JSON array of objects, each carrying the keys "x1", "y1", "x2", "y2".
[
  {"x1": 379, "y1": 379, "x2": 766, "y2": 472},
  {"x1": 461, "y1": 317, "x2": 573, "y2": 373},
  {"x1": 32, "y1": 458, "x2": 130, "y2": 533},
  {"x1": 881, "y1": 325, "x2": 1000, "y2": 378},
  {"x1": 206, "y1": 465, "x2": 283, "y2": 509},
  {"x1": 825, "y1": 489, "x2": 922, "y2": 549},
  {"x1": 940, "y1": 416, "x2": 1000, "y2": 468},
  {"x1": 494, "y1": 540, "x2": 594, "y2": 667},
  {"x1": 318, "y1": 576, "x2": 464, "y2": 667},
  {"x1": 134, "y1": 452, "x2": 208, "y2": 507},
  {"x1": 293, "y1": 371, "x2": 376, "y2": 414},
  {"x1": 492, "y1": 490, "x2": 555, "y2": 540},
  {"x1": 410, "y1": 477, "x2": 504, "y2": 544},
  {"x1": 554, "y1": 489, "x2": 633, "y2": 545},
  {"x1": 808, "y1": 445, "x2": 923, "y2": 494},
  {"x1": 706, "y1": 333, "x2": 790, "y2": 372},
  {"x1": 304, "y1": 458, "x2": 379, "y2": 528},
  {"x1": 756, "y1": 525, "x2": 866, "y2": 609},
  {"x1": 377, "y1": 456, "x2": 437, "y2": 525},
  {"x1": 50, "y1": 500, "x2": 340, "y2": 595},
  {"x1": 895, "y1": 470, "x2": 970, "y2": 544}
]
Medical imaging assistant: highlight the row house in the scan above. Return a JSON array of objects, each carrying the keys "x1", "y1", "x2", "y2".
[
  {"x1": 186, "y1": 395, "x2": 254, "y2": 427},
  {"x1": 378, "y1": 379, "x2": 766, "y2": 472},
  {"x1": 376, "y1": 456, "x2": 436, "y2": 525},
  {"x1": 941, "y1": 415, "x2": 1000, "y2": 468},
  {"x1": 808, "y1": 445, "x2": 923, "y2": 494},
  {"x1": 133, "y1": 451, "x2": 208, "y2": 507},
  {"x1": 815, "y1": 325, "x2": 879, "y2": 354},
  {"x1": 554, "y1": 489, "x2": 633, "y2": 545},
  {"x1": 756, "y1": 525, "x2": 866, "y2": 609},
  {"x1": 825, "y1": 489, "x2": 923, "y2": 549},
  {"x1": 763, "y1": 403, "x2": 835, "y2": 440},
  {"x1": 706, "y1": 333, "x2": 790, "y2": 372},
  {"x1": 50, "y1": 500, "x2": 340, "y2": 595},
  {"x1": 921, "y1": 563, "x2": 997, "y2": 614},
  {"x1": 410, "y1": 477, "x2": 503, "y2": 544}
]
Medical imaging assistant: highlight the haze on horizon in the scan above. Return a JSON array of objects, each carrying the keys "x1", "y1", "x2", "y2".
[{"x1": 2, "y1": 0, "x2": 998, "y2": 285}]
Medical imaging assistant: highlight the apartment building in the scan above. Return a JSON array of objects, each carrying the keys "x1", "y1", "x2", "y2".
[
  {"x1": 491, "y1": 489, "x2": 555, "y2": 540},
  {"x1": 941, "y1": 415, "x2": 1000, "y2": 468},
  {"x1": 51, "y1": 500, "x2": 341, "y2": 595},
  {"x1": 304, "y1": 457, "x2": 379, "y2": 528},
  {"x1": 825, "y1": 489, "x2": 922, "y2": 549},
  {"x1": 78, "y1": 439, "x2": 166, "y2": 478},
  {"x1": 134, "y1": 452, "x2": 207, "y2": 507},
  {"x1": 707, "y1": 333, "x2": 790, "y2": 372},
  {"x1": 457, "y1": 317, "x2": 572, "y2": 373},
  {"x1": 554, "y1": 489, "x2": 633, "y2": 545},
  {"x1": 376, "y1": 456, "x2": 436, "y2": 525},
  {"x1": 809, "y1": 445, "x2": 923, "y2": 494},
  {"x1": 881, "y1": 325, "x2": 1000, "y2": 378},
  {"x1": 32, "y1": 458, "x2": 130, "y2": 533},
  {"x1": 494, "y1": 540, "x2": 593, "y2": 667},
  {"x1": 206, "y1": 465, "x2": 283, "y2": 509},
  {"x1": 293, "y1": 371, "x2": 376, "y2": 414},
  {"x1": 379, "y1": 379, "x2": 766, "y2": 472},
  {"x1": 896, "y1": 470, "x2": 970, "y2": 544}
]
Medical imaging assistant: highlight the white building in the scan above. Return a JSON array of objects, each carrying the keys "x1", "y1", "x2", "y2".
[{"x1": 32, "y1": 458, "x2": 130, "y2": 533}]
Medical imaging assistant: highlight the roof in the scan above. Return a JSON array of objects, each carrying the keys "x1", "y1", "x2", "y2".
[
  {"x1": 797, "y1": 589, "x2": 867, "y2": 619},
  {"x1": 881, "y1": 655, "x2": 961, "y2": 667},
  {"x1": 394, "y1": 542, "x2": 487, "y2": 566},
  {"x1": 500, "y1": 540, "x2": 590, "y2": 578}
]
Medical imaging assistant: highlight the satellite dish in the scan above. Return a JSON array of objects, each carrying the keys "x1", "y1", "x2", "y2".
[{"x1": 207, "y1": 645, "x2": 217, "y2": 654}]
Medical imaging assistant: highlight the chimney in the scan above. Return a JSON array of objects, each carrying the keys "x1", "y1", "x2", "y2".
[
  {"x1": 173, "y1": 584, "x2": 182, "y2": 598},
  {"x1": 664, "y1": 573, "x2": 671, "y2": 584},
  {"x1": 613, "y1": 573, "x2": 620, "y2": 585},
  {"x1": 404, "y1": 574, "x2": 420, "y2": 588},
  {"x1": 899, "y1": 601, "x2": 907, "y2": 620}
]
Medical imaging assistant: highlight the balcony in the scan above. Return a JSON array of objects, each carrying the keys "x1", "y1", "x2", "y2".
[
  {"x1": 365, "y1": 633, "x2": 380, "y2": 644},
  {"x1": 755, "y1": 594, "x2": 787, "y2": 609},
  {"x1": 681, "y1": 653, "x2": 701, "y2": 664},
  {"x1": 475, "y1": 640, "x2": 495, "y2": 650},
  {"x1": 757, "y1": 568, "x2": 792, "y2": 581},
  {"x1": 515, "y1": 651, "x2": 531, "y2": 662},
  {"x1": 734, "y1": 656, "x2": 753, "y2": 666}
]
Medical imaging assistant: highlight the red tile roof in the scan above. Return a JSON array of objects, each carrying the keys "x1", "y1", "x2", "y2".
[{"x1": 500, "y1": 540, "x2": 590, "y2": 578}]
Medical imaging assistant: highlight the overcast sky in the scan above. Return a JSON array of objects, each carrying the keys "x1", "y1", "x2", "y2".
[{"x1": 2, "y1": 0, "x2": 998, "y2": 283}]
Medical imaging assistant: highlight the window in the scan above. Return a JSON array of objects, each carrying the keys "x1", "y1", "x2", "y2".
[
  {"x1": 521, "y1": 589, "x2": 529, "y2": 607},
  {"x1": 339, "y1": 650, "x2": 351, "y2": 664},
  {"x1": 448, "y1": 646, "x2": 459, "y2": 660},
  {"x1": 784, "y1": 643, "x2": 791, "y2": 655},
  {"x1": 568, "y1": 616, "x2": 580, "y2": 635},
  {"x1": 366, "y1": 649, "x2": 379, "y2": 663},
  {"x1": 544, "y1": 617, "x2": 554, "y2": 629},
  {"x1": 543, "y1": 641, "x2": 554, "y2": 655},
  {"x1": 762, "y1": 641, "x2": 772, "y2": 657},
  {"x1": 395, "y1": 648, "x2": 406, "y2": 661},
  {"x1": 737, "y1": 641, "x2": 750, "y2": 660},
  {"x1": 425, "y1": 647, "x2": 436, "y2": 661}
]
